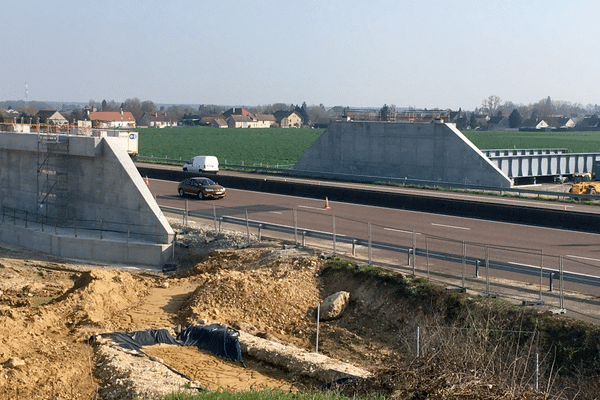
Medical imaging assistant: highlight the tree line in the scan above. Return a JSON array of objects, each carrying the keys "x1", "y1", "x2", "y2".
[
  {"x1": 0, "y1": 98, "x2": 334, "y2": 126},
  {"x1": 2, "y1": 95, "x2": 600, "y2": 128}
]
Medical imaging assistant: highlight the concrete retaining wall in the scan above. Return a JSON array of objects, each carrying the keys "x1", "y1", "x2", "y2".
[
  {"x1": 0, "y1": 132, "x2": 174, "y2": 267},
  {"x1": 294, "y1": 121, "x2": 512, "y2": 188},
  {"x1": 0, "y1": 222, "x2": 172, "y2": 267}
]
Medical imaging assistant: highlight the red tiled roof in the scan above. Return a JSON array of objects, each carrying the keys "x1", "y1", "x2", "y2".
[{"x1": 88, "y1": 111, "x2": 135, "y2": 122}]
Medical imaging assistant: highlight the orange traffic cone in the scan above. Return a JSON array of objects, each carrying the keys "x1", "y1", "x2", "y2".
[
  {"x1": 324, "y1": 197, "x2": 331, "y2": 209},
  {"x1": 144, "y1": 176, "x2": 150, "y2": 186}
]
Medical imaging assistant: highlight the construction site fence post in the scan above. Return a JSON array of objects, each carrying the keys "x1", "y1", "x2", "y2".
[
  {"x1": 412, "y1": 231, "x2": 417, "y2": 273},
  {"x1": 368, "y1": 223, "x2": 372, "y2": 266},
  {"x1": 535, "y1": 353, "x2": 539, "y2": 391},
  {"x1": 485, "y1": 246, "x2": 490, "y2": 294},
  {"x1": 213, "y1": 205, "x2": 217, "y2": 233},
  {"x1": 425, "y1": 238, "x2": 430, "y2": 280},
  {"x1": 560, "y1": 256, "x2": 565, "y2": 309},
  {"x1": 316, "y1": 303, "x2": 321, "y2": 354},
  {"x1": 539, "y1": 250, "x2": 544, "y2": 302},
  {"x1": 245, "y1": 209, "x2": 250, "y2": 244},
  {"x1": 416, "y1": 325, "x2": 420, "y2": 357},
  {"x1": 293, "y1": 209, "x2": 298, "y2": 245},
  {"x1": 184, "y1": 199, "x2": 188, "y2": 227},
  {"x1": 332, "y1": 215, "x2": 336, "y2": 254},
  {"x1": 462, "y1": 241, "x2": 466, "y2": 289}
]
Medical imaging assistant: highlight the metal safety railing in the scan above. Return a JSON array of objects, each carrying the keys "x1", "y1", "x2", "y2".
[
  {"x1": 0, "y1": 205, "x2": 169, "y2": 244},
  {"x1": 159, "y1": 201, "x2": 600, "y2": 322}
]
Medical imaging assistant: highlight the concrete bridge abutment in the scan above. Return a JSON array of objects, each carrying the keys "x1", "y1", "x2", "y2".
[{"x1": 0, "y1": 132, "x2": 174, "y2": 267}]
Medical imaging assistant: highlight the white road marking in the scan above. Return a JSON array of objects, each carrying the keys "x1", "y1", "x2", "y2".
[
  {"x1": 298, "y1": 205, "x2": 329, "y2": 211},
  {"x1": 567, "y1": 255, "x2": 600, "y2": 263},
  {"x1": 270, "y1": 211, "x2": 282, "y2": 214},
  {"x1": 431, "y1": 223, "x2": 471, "y2": 230},
  {"x1": 508, "y1": 261, "x2": 538, "y2": 268},
  {"x1": 384, "y1": 228, "x2": 422, "y2": 235}
]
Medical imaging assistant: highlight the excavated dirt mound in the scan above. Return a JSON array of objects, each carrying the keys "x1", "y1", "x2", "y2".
[{"x1": 178, "y1": 247, "x2": 322, "y2": 348}]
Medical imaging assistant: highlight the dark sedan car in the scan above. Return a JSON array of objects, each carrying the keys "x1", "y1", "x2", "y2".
[{"x1": 177, "y1": 177, "x2": 226, "y2": 200}]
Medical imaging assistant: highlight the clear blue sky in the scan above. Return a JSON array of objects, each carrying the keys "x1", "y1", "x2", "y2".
[{"x1": 2, "y1": 0, "x2": 600, "y2": 110}]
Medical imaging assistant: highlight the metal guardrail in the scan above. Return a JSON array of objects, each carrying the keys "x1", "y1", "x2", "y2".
[{"x1": 160, "y1": 205, "x2": 600, "y2": 289}]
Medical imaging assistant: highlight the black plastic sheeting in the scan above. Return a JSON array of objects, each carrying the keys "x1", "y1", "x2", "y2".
[
  {"x1": 96, "y1": 324, "x2": 243, "y2": 363},
  {"x1": 178, "y1": 324, "x2": 242, "y2": 362},
  {"x1": 106, "y1": 328, "x2": 180, "y2": 351}
]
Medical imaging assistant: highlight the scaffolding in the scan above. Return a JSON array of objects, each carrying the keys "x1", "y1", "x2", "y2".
[{"x1": 37, "y1": 134, "x2": 69, "y2": 221}]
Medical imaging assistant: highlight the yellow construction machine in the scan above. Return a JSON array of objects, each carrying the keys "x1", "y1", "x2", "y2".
[{"x1": 569, "y1": 173, "x2": 600, "y2": 198}]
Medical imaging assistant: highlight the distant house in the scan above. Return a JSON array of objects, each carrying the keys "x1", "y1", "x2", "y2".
[
  {"x1": 209, "y1": 118, "x2": 228, "y2": 128},
  {"x1": 138, "y1": 112, "x2": 177, "y2": 128},
  {"x1": 471, "y1": 114, "x2": 489, "y2": 129},
  {"x1": 520, "y1": 118, "x2": 549, "y2": 130},
  {"x1": 544, "y1": 116, "x2": 575, "y2": 130},
  {"x1": 87, "y1": 111, "x2": 136, "y2": 128},
  {"x1": 200, "y1": 115, "x2": 224, "y2": 126},
  {"x1": 273, "y1": 110, "x2": 302, "y2": 128},
  {"x1": 36, "y1": 110, "x2": 68, "y2": 125},
  {"x1": 449, "y1": 110, "x2": 468, "y2": 129},
  {"x1": 226, "y1": 114, "x2": 254, "y2": 128},
  {"x1": 254, "y1": 114, "x2": 277, "y2": 128},
  {"x1": 575, "y1": 115, "x2": 600, "y2": 129},
  {"x1": 486, "y1": 116, "x2": 510, "y2": 131}
]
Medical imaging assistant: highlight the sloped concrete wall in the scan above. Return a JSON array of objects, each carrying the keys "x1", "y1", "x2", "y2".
[
  {"x1": 295, "y1": 121, "x2": 512, "y2": 188},
  {"x1": 0, "y1": 132, "x2": 173, "y2": 266}
]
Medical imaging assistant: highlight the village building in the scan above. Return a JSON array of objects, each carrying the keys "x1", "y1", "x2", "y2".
[
  {"x1": 486, "y1": 115, "x2": 510, "y2": 131},
  {"x1": 138, "y1": 112, "x2": 177, "y2": 128},
  {"x1": 209, "y1": 118, "x2": 228, "y2": 128},
  {"x1": 520, "y1": 118, "x2": 549, "y2": 131},
  {"x1": 273, "y1": 110, "x2": 302, "y2": 128},
  {"x1": 226, "y1": 114, "x2": 254, "y2": 128},
  {"x1": 36, "y1": 110, "x2": 68, "y2": 125},
  {"x1": 544, "y1": 116, "x2": 576, "y2": 130},
  {"x1": 253, "y1": 114, "x2": 277, "y2": 128},
  {"x1": 87, "y1": 111, "x2": 136, "y2": 129}
]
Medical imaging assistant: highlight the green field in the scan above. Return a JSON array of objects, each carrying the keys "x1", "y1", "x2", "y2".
[
  {"x1": 138, "y1": 126, "x2": 324, "y2": 166},
  {"x1": 138, "y1": 127, "x2": 600, "y2": 168},
  {"x1": 463, "y1": 130, "x2": 600, "y2": 153}
]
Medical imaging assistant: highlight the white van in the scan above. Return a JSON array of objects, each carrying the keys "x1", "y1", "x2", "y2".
[{"x1": 182, "y1": 156, "x2": 219, "y2": 173}]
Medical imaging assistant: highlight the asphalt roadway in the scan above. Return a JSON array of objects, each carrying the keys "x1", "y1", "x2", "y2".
[{"x1": 147, "y1": 173, "x2": 600, "y2": 281}]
